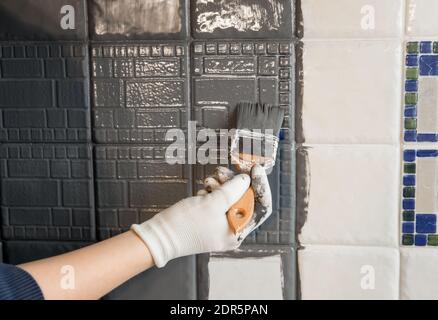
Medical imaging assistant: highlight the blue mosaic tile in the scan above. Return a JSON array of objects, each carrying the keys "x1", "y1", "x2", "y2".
[
  {"x1": 405, "y1": 106, "x2": 417, "y2": 117},
  {"x1": 417, "y1": 134, "x2": 438, "y2": 142},
  {"x1": 403, "y1": 222, "x2": 415, "y2": 234},
  {"x1": 405, "y1": 80, "x2": 418, "y2": 92},
  {"x1": 406, "y1": 55, "x2": 419, "y2": 67},
  {"x1": 420, "y1": 55, "x2": 438, "y2": 76},
  {"x1": 404, "y1": 131, "x2": 417, "y2": 142},
  {"x1": 415, "y1": 234, "x2": 427, "y2": 246},
  {"x1": 416, "y1": 214, "x2": 437, "y2": 234},
  {"x1": 403, "y1": 175, "x2": 416, "y2": 186},
  {"x1": 403, "y1": 199, "x2": 415, "y2": 210},
  {"x1": 420, "y1": 42, "x2": 433, "y2": 54},
  {"x1": 404, "y1": 150, "x2": 416, "y2": 162},
  {"x1": 417, "y1": 150, "x2": 438, "y2": 157}
]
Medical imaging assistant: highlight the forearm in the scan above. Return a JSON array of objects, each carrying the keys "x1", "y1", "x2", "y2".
[{"x1": 19, "y1": 231, "x2": 154, "y2": 300}]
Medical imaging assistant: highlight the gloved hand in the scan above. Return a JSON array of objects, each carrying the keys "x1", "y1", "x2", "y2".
[{"x1": 131, "y1": 165, "x2": 272, "y2": 268}]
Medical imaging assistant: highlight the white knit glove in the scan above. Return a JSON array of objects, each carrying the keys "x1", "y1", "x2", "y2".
[{"x1": 131, "y1": 165, "x2": 272, "y2": 268}]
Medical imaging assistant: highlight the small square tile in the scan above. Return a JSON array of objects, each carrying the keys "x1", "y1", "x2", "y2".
[{"x1": 407, "y1": 0, "x2": 438, "y2": 37}]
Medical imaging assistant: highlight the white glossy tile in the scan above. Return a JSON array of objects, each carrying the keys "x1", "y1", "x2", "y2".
[
  {"x1": 301, "y1": 0, "x2": 403, "y2": 39},
  {"x1": 208, "y1": 256, "x2": 283, "y2": 300},
  {"x1": 298, "y1": 145, "x2": 399, "y2": 247},
  {"x1": 406, "y1": 0, "x2": 438, "y2": 37},
  {"x1": 400, "y1": 247, "x2": 438, "y2": 299},
  {"x1": 298, "y1": 245, "x2": 399, "y2": 300},
  {"x1": 300, "y1": 40, "x2": 402, "y2": 144}
]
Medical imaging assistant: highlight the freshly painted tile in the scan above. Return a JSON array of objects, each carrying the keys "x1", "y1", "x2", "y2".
[
  {"x1": 0, "y1": 0, "x2": 87, "y2": 40},
  {"x1": 94, "y1": 145, "x2": 191, "y2": 239},
  {"x1": 400, "y1": 248, "x2": 438, "y2": 299},
  {"x1": 191, "y1": 0, "x2": 293, "y2": 39},
  {"x1": 0, "y1": 243, "x2": 2, "y2": 262},
  {"x1": 299, "y1": 40, "x2": 402, "y2": 144},
  {"x1": 208, "y1": 255, "x2": 283, "y2": 300},
  {"x1": 4, "y1": 241, "x2": 91, "y2": 264},
  {"x1": 0, "y1": 43, "x2": 91, "y2": 143},
  {"x1": 297, "y1": 145, "x2": 399, "y2": 247},
  {"x1": 91, "y1": 43, "x2": 188, "y2": 144},
  {"x1": 300, "y1": 0, "x2": 403, "y2": 39},
  {"x1": 298, "y1": 245, "x2": 399, "y2": 300},
  {"x1": 103, "y1": 256, "x2": 196, "y2": 300},
  {"x1": 401, "y1": 149, "x2": 438, "y2": 246},
  {"x1": 0, "y1": 144, "x2": 95, "y2": 241},
  {"x1": 89, "y1": 0, "x2": 186, "y2": 40},
  {"x1": 406, "y1": 0, "x2": 438, "y2": 37}
]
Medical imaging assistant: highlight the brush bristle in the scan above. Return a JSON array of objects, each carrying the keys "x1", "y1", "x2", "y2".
[{"x1": 235, "y1": 102, "x2": 285, "y2": 136}]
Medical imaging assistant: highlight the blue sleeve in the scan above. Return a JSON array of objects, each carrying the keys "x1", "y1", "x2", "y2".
[{"x1": 0, "y1": 263, "x2": 44, "y2": 300}]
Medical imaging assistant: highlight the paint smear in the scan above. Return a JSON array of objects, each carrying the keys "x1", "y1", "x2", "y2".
[
  {"x1": 196, "y1": 0, "x2": 284, "y2": 33},
  {"x1": 93, "y1": 0, "x2": 181, "y2": 36}
]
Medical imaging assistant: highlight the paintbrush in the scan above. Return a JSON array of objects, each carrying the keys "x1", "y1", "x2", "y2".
[{"x1": 227, "y1": 102, "x2": 285, "y2": 234}]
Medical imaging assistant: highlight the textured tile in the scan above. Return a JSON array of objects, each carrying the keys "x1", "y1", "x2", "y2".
[
  {"x1": 191, "y1": 0, "x2": 293, "y2": 39},
  {"x1": 298, "y1": 245, "x2": 399, "y2": 300},
  {"x1": 299, "y1": 0, "x2": 403, "y2": 39},
  {"x1": 403, "y1": 42, "x2": 438, "y2": 142},
  {"x1": 89, "y1": 0, "x2": 186, "y2": 40},
  {"x1": 198, "y1": 246, "x2": 296, "y2": 300},
  {"x1": 406, "y1": 0, "x2": 438, "y2": 37},
  {"x1": 91, "y1": 43, "x2": 188, "y2": 144},
  {"x1": 401, "y1": 149, "x2": 438, "y2": 246},
  {"x1": 0, "y1": 43, "x2": 91, "y2": 143},
  {"x1": 103, "y1": 256, "x2": 196, "y2": 300},
  {"x1": 0, "y1": 0, "x2": 87, "y2": 40},
  {"x1": 94, "y1": 145, "x2": 191, "y2": 239},
  {"x1": 298, "y1": 40, "x2": 402, "y2": 144},
  {"x1": 297, "y1": 145, "x2": 399, "y2": 247},
  {"x1": 400, "y1": 248, "x2": 438, "y2": 299},
  {"x1": 4, "y1": 241, "x2": 91, "y2": 264},
  {"x1": 0, "y1": 144, "x2": 95, "y2": 241}
]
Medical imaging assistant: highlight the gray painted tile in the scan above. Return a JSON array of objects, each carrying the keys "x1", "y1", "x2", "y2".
[
  {"x1": 191, "y1": 0, "x2": 294, "y2": 39},
  {"x1": 103, "y1": 256, "x2": 196, "y2": 300},
  {"x1": 0, "y1": 144, "x2": 95, "y2": 241},
  {"x1": 4, "y1": 241, "x2": 91, "y2": 264},
  {"x1": 91, "y1": 43, "x2": 188, "y2": 144},
  {"x1": 0, "y1": 43, "x2": 91, "y2": 143},
  {"x1": 94, "y1": 145, "x2": 192, "y2": 239},
  {"x1": 89, "y1": 0, "x2": 187, "y2": 40},
  {"x1": 197, "y1": 246, "x2": 296, "y2": 300},
  {"x1": 0, "y1": 0, "x2": 87, "y2": 41}
]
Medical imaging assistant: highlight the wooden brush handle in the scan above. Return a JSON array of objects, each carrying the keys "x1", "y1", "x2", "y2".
[{"x1": 227, "y1": 187, "x2": 255, "y2": 234}]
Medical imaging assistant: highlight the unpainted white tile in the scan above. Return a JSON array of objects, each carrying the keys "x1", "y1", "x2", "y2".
[
  {"x1": 417, "y1": 78, "x2": 438, "y2": 133},
  {"x1": 298, "y1": 245, "x2": 399, "y2": 300},
  {"x1": 400, "y1": 247, "x2": 438, "y2": 299},
  {"x1": 406, "y1": 0, "x2": 438, "y2": 37},
  {"x1": 300, "y1": 40, "x2": 402, "y2": 144},
  {"x1": 298, "y1": 145, "x2": 399, "y2": 247},
  {"x1": 301, "y1": 0, "x2": 403, "y2": 39},
  {"x1": 208, "y1": 255, "x2": 283, "y2": 300},
  {"x1": 416, "y1": 157, "x2": 438, "y2": 213}
]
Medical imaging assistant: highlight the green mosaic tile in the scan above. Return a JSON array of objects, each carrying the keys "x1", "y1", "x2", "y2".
[
  {"x1": 404, "y1": 163, "x2": 416, "y2": 174},
  {"x1": 403, "y1": 187, "x2": 416, "y2": 198},
  {"x1": 407, "y1": 42, "x2": 419, "y2": 54},
  {"x1": 405, "y1": 118, "x2": 417, "y2": 130},
  {"x1": 428, "y1": 235, "x2": 438, "y2": 246},
  {"x1": 405, "y1": 93, "x2": 418, "y2": 105},
  {"x1": 434, "y1": 42, "x2": 438, "y2": 54},
  {"x1": 402, "y1": 234, "x2": 414, "y2": 246},
  {"x1": 403, "y1": 210, "x2": 415, "y2": 221},
  {"x1": 406, "y1": 68, "x2": 419, "y2": 80}
]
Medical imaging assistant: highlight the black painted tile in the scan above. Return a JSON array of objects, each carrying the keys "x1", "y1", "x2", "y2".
[
  {"x1": 0, "y1": 144, "x2": 95, "y2": 241},
  {"x1": 94, "y1": 145, "x2": 191, "y2": 239},
  {"x1": 88, "y1": 0, "x2": 187, "y2": 40},
  {"x1": 0, "y1": 43, "x2": 91, "y2": 143},
  {"x1": 191, "y1": 0, "x2": 293, "y2": 39},
  {"x1": 103, "y1": 256, "x2": 196, "y2": 300},
  {"x1": 0, "y1": 0, "x2": 87, "y2": 41},
  {"x1": 4, "y1": 241, "x2": 91, "y2": 264},
  {"x1": 91, "y1": 43, "x2": 188, "y2": 144},
  {"x1": 0, "y1": 243, "x2": 3, "y2": 262}
]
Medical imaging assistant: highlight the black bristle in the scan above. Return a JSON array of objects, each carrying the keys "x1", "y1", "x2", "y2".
[{"x1": 235, "y1": 102, "x2": 285, "y2": 136}]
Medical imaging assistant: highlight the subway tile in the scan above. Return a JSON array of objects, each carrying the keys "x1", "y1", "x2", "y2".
[
  {"x1": 89, "y1": 0, "x2": 187, "y2": 40},
  {"x1": 299, "y1": 0, "x2": 403, "y2": 39},
  {"x1": 400, "y1": 247, "x2": 438, "y2": 299},
  {"x1": 298, "y1": 245, "x2": 399, "y2": 300},
  {"x1": 297, "y1": 145, "x2": 399, "y2": 247},
  {"x1": 191, "y1": 0, "x2": 293, "y2": 39},
  {"x1": 298, "y1": 40, "x2": 402, "y2": 144},
  {"x1": 0, "y1": 0, "x2": 87, "y2": 40},
  {"x1": 406, "y1": 0, "x2": 438, "y2": 37},
  {"x1": 103, "y1": 256, "x2": 196, "y2": 300},
  {"x1": 0, "y1": 43, "x2": 91, "y2": 143},
  {"x1": 91, "y1": 43, "x2": 188, "y2": 144},
  {"x1": 0, "y1": 144, "x2": 95, "y2": 241}
]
